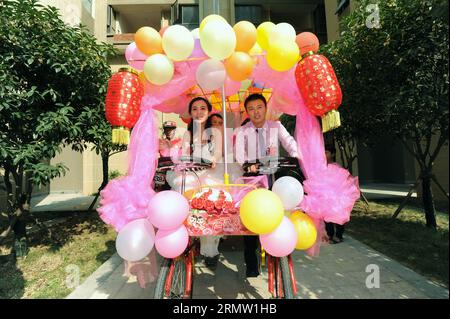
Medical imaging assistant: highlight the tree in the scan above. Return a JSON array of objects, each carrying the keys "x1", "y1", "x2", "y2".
[
  {"x1": 0, "y1": 0, "x2": 116, "y2": 254},
  {"x1": 321, "y1": 0, "x2": 449, "y2": 228}
]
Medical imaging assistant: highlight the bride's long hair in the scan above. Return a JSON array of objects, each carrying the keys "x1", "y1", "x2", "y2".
[{"x1": 187, "y1": 97, "x2": 213, "y2": 154}]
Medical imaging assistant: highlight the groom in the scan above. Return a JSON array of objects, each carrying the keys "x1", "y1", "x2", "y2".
[{"x1": 234, "y1": 93, "x2": 299, "y2": 277}]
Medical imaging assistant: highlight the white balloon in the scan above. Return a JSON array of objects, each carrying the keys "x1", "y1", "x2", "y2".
[
  {"x1": 272, "y1": 176, "x2": 304, "y2": 210},
  {"x1": 196, "y1": 58, "x2": 226, "y2": 91},
  {"x1": 116, "y1": 219, "x2": 155, "y2": 262},
  {"x1": 269, "y1": 22, "x2": 297, "y2": 44},
  {"x1": 200, "y1": 20, "x2": 236, "y2": 60},
  {"x1": 143, "y1": 54, "x2": 174, "y2": 85},
  {"x1": 162, "y1": 25, "x2": 194, "y2": 61}
]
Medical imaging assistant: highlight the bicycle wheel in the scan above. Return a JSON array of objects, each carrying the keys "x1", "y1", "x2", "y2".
[
  {"x1": 279, "y1": 256, "x2": 295, "y2": 299},
  {"x1": 170, "y1": 258, "x2": 187, "y2": 299},
  {"x1": 154, "y1": 257, "x2": 189, "y2": 299},
  {"x1": 154, "y1": 258, "x2": 171, "y2": 299}
]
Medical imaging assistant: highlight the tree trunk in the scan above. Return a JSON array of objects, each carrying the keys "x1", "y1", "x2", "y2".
[
  {"x1": 422, "y1": 172, "x2": 437, "y2": 229},
  {"x1": 101, "y1": 153, "x2": 109, "y2": 191},
  {"x1": 11, "y1": 166, "x2": 28, "y2": 257},
  {"x1": 88, "y1": 153, "x2": 110, "y2": 211}
]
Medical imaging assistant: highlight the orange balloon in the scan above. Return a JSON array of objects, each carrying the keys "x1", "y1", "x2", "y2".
[
  {"x1": 233, "y1": 21, "x2": 257, "y2": 52},
  {"x1": 135, "y1": 26, "x2": 163, "y2": 56},
  {"x1": 225, "y1": 52, "x2": 254, "y2": 81},
  {"x1": 295, "y1": 32, "x2": 320, "y2": 56}
]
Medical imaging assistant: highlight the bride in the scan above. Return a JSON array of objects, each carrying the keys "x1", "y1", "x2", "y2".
[{"x1": 178, "y1": 97, "x2": 226, "y2": 268}]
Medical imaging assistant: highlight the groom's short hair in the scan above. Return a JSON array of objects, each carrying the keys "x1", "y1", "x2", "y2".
[{"x1": 244, "y1": 93, "x2": 267, "y2": 109}]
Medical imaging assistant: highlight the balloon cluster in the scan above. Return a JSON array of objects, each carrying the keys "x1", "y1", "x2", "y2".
[
  {"x1": 115, "y1": 190, "x2": 191, "y2": 261},
  {"x1": 239, "y1": 177, "x2": 317, "y2": 257},
  {"x1": 124, "y1": 16, "x2": 321, "y2": 92}
]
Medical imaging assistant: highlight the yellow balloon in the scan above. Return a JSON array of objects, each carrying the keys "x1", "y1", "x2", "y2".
[
  {"x1": 248, "y1": 42, "x2": 263, "y2": 56},
  {"x1": 269, "y1": 23, "x2": 297, "y2": 45},
  {"x1": 267, "y1": 40, "x2": 299, "y2": 72},
  {"x1": 256, "y1": 21, "x2": 275, "y2": 51},
  {"x1": 289, "y1": 211, "x2": 317, "y2": 250},
  {"x1": 200, "y1": 14, "x2": 227, "y2": 33},
  {"x1": 240, "y1": 189, "x2": 284, "y2": 234}
]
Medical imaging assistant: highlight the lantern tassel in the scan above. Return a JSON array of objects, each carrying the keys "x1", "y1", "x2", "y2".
[
  {"x1": 112, "y1": 127, "x2": 130, "y2": 145},
  {"x1": 321, "y1": 110, "x2": 341, "y2": 133}
]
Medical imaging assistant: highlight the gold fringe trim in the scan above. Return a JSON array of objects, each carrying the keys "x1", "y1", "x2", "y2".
[
  {"x1": 321, "y1": 110, "x2": 341, "y2": 133},
  {"x1": 112, "y1": 127, "x2": 130, "y2": 145}
]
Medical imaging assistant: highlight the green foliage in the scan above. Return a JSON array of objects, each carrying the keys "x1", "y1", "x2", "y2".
[
  {"x1": 108, "y1": 169, "x2": 123, "y2": 180},
  {"x1": 0, "y1": 0, "x2": 116, "y2": 189}
]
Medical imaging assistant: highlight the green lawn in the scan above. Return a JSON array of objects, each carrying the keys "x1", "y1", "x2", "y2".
[
  {"x1": 346, "y1": 200, "x2": 449, "y2": 287},
  {"x1": 0, "y1": 212, "x2": 116, "y2": 299}
]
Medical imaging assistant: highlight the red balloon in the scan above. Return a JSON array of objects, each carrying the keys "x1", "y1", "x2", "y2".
[
  {"x1": 295, "y1": 54, "x2": 342, "y2": 116},
  {"x1": 295, "y1": 32, "x2": 320, "y2": 56}
]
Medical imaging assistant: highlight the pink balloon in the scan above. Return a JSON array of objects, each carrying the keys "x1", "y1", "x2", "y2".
[
  {"x1": 196, "y1": 59, "x2": 226, "y2": 91},
  {"x1": 147, "y1": 190, "x2": 190, "y2": 230},
  {"x1": 190, "y1": 38, "x2": 207, "y2": 59},
  {"x1": 225, "y1": 77, "x2": 241, "y2": 96},
  {"x1": 116, "y1": 219, "x2": 155, "y2": 262},
  {"x1": 155, "y1": 225, "x2": 189, "y2": 258},
  {"x1": 125, "y1": 42, "x2": 148, "y2": 71},
  {"x1": 259, "y1": 216, "x2": 297, "y2": 257}
]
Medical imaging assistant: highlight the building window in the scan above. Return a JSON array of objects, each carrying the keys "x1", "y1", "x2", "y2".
[
  {"x1": 82, "y1": 0, "x2": 93, "y2": 15},
  {"x1": 171, "y1": 2, "x2": 199, "y2": 30},
  {"x1": 235, "y1": 5, "x2": 263, "y2": 25},
  {"x1": 335, "y1": 0, "x2": 350, "y2": 15},
  {"x1": 107, "y1": 5, "x2": 116, "y2": 35},
  {"x1": 181, "y1": 5, "x2": 199, "y2": 30}
]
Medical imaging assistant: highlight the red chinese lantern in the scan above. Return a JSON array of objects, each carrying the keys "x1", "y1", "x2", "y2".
[
  {"x1": 105, "y1": 67, "x2": 144, "y2": 144},
  {"x1": 295, "y1": 52, "x2": 342, "y2": 132}
]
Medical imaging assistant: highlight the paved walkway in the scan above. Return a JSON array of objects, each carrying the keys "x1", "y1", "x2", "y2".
[
  {"x1": 67, "y1": 236, "x2": 448, "y2": 299},
  {"x1": 30, "y1": 193, "x2": 99, "y2": 212}
]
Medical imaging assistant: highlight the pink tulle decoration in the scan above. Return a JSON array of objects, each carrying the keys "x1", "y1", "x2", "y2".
[
  {"x1": 190, "y1": 38, "x2": 207, "y2": 59},
  {"x1": 98, "y1": 175, "x2": 155, "y2": 231},
  {"x1": 293, "y1": 89, "x2": 360, "y2": 255},
  {"x1": 225, "y1": 77, "x2": 241, "y2": 96},
  {"x1": 145, "y1": 60, "x2": 202, "y2": 111},
  {"x1": 98, "y1": 105, "x2": 159, "y2": 231},
  {"x1": 300, "y1": 164, "x2": 360, "y2": 224}
]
